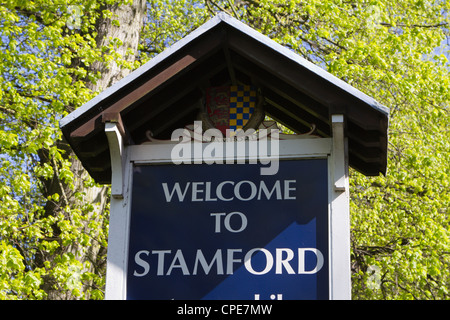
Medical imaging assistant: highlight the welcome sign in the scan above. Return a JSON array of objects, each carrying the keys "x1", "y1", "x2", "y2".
[
  {"x1": 59, "y1": 13, "x2": 387, "y2": 301},
  {"x1": 126, "y1": 159, "x2": 329, "y2": 300}
]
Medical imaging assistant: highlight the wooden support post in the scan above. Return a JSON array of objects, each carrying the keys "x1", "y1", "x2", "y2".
[
  {"x1": 329, "y1": 114, "x2": 351, "y2": 299},
  {"x1": 104, "y1": 116, "x2": 130, "y2": 300}
]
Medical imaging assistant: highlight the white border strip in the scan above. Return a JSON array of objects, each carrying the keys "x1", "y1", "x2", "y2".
[{"x1": 130, "y1": 138, "x2": 332, "y2": 164}]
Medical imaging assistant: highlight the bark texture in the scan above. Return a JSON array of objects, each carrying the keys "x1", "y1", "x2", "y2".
[{"x1": 40, "y1": 1, "x2": 147, "y2": 299}]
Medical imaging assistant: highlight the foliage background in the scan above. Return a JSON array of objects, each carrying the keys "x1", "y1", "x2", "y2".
[{"x1": 0, "y1": 0, "x2": 449, "y2": 299}]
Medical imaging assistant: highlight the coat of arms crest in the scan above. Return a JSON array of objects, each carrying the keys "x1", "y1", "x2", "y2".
[{"x1": 201, "y1": 85, "x2": 264, "y2": 135}]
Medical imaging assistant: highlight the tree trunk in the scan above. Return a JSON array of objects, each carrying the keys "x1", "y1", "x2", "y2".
[
  {"x1": 40, "y1": 0, "x2": 146, "y2": 300},
  {"x1": 88, "y1": 1, "x2": 147, "y2": 92}
]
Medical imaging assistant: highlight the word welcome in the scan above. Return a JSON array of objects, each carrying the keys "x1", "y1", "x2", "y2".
[{"x1": 161, "y1": 179, "x2": 297, "y2": 202}]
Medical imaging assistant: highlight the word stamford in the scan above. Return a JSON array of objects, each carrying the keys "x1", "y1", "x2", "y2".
[
  {"x1": 133, "y1": 247, "x2": 324, "y2": 277},
  {"x1": 162, "y1": 179, "x2": 297, "y2": 202}
]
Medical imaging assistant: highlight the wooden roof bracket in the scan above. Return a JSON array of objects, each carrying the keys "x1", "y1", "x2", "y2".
[
  {"x1": 104, "y1": 113, "x2": 127, "y2": 199},
  {"x1": 331, "y1": 114, "x2": 348, "y2": 192}
]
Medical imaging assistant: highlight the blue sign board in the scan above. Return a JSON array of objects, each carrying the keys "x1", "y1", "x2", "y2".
[{"x1": 126, "y1": 159, "x2": 329, "y2": 299}]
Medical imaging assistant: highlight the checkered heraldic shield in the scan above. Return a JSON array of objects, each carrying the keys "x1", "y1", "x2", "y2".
[{"x1": 202, "y1": 85, "x2": 264, "y2": 135}]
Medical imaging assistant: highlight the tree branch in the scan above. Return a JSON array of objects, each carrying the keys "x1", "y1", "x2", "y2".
[{"x1": 380, "y1": 22, "x2": 448, "y2": 29}]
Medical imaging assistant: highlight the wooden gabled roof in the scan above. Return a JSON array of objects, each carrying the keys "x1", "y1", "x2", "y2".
[{"x1": 60, "y1": 12, "x2": 389, "y2": 184}]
